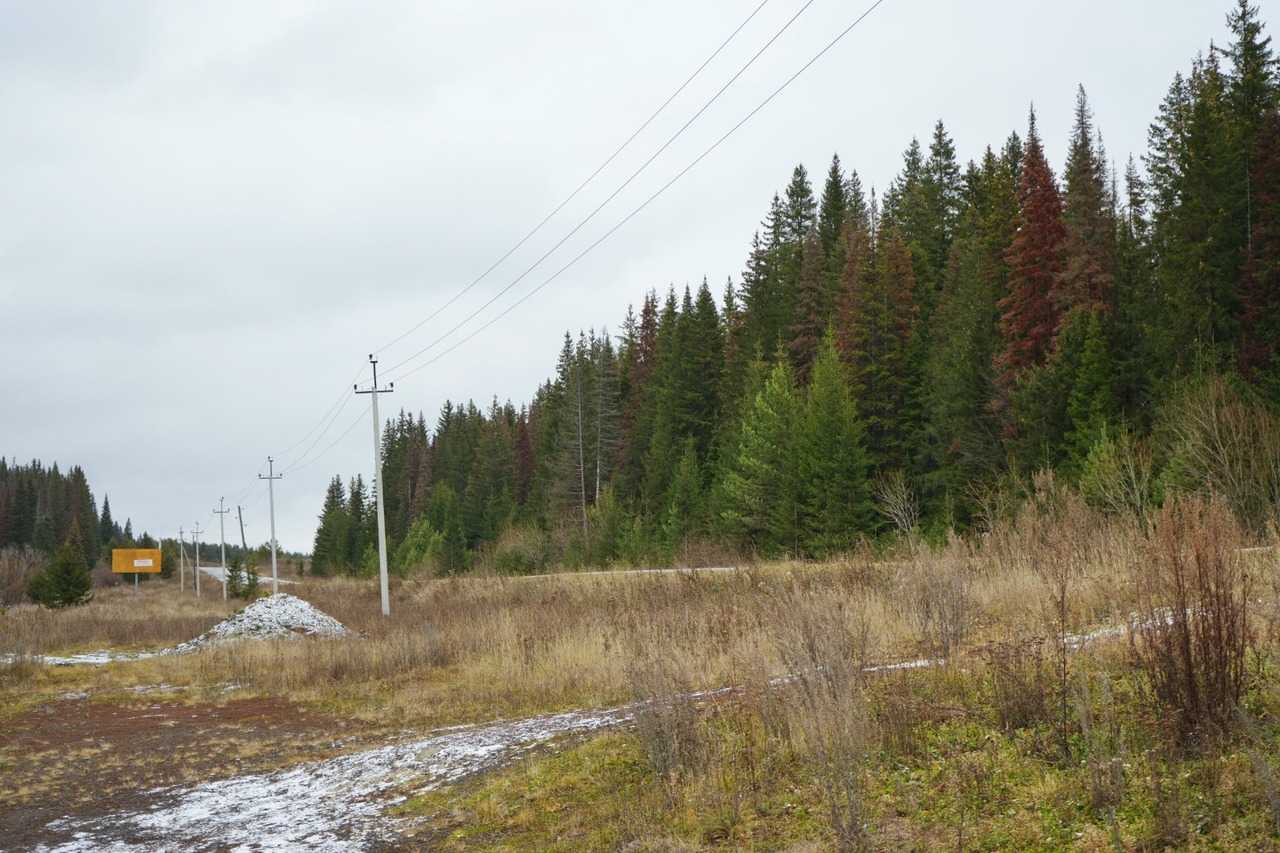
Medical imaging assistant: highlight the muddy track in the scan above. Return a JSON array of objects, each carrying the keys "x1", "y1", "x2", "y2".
[
  {"x1": 2, "y1": 692, "x2": 633, "y2": 852},
  {"x1": 1, "y1": 693, "x2": 396, "y2": 851}
]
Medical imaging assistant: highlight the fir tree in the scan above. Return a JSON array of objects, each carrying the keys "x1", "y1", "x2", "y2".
[
  {"x1": 715, "y1": 359, "x2": 801, "y2": 556},
  {"x1": 997, "y1": 108, "x2": 1067, "y2": 386},
  {"x1": 1147, "y1": 53, "x2": 1242, "y2": 368},
  {"x1": 837, "y1": 228, "x2": 917, "y2": 467},
  {"x1": 311, "y1": 476, "x2": 348, "y2": 577},
  {"x1": 1064, "y1": 309, "x2": 1121, "y2": 473},
  {"x1": 789, "y1": 231, "x2": 827, "y2": 385},
  {"x1": 26, "y1": 529, "x2": 93, "y2": 608},
  {"x1": 795, "y1": 337, "x2": 873, "y2": 555},
  {"x1": 1059, "y1": 86, "x2": 1117, "y2": 316},
  {"x1": 1239, "y1": 108, "x2": 1280, "y2": 395},
  {"x1": 818, "y1": 153, "x2": 851, "y2": 286}
]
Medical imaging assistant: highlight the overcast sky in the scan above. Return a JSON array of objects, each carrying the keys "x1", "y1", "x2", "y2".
[{"x1": 0, "y1": 0, "x2": 1266, "y2": 554}]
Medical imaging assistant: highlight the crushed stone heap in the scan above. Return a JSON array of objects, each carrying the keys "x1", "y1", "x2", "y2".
[{"x1": 170, "y1": 593, "x2": 351, "y2": 653}]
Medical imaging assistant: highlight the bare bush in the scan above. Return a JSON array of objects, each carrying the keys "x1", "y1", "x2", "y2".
[
  {"x1": 0, "y1": 545, "x2": 44, "y2": 606},
  {"x1": 1132, "y1": 495, "x2": 1251, "y2": 742},
  {"x1": 626, "y1": 655, "x2": 706, "y2": 796},
  {"x1": 1075, "y1": 658, "x2": 1127, "y2": 847},
  {"x1": 901, "y1": 534, "x2": 972, "y2": 659},
  {"x1": 480, "y1": 524, "x2": 553, "y2": 575},
  {"x1": 984, "y1": 635, "x2": 1048, "y2": 731},
  {"x1": 767, "y1": 585, "x2": 872, "y2": 852},
  {"x1": 1080, "y1": 426, "x2": 1158, "y2": 520},
  {"x1": 1159, "y1": 374, "x2": 1280, "y2": 532},
  {"x1": 875, "y1": 470, "x2": 920, "y2": 545}
]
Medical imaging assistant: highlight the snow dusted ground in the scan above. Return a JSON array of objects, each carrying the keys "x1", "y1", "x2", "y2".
[
  {"x1": 33, "y1": 706, "x2": 635, "y2": 853},
  {"x1": 1, "y1": 594, "x2": 349, "y2": 667},
  {"x1": 9, "y1": 591, "x2": 1158, "y2": 851}
]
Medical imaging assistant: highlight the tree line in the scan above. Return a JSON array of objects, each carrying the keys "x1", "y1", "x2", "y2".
[{"x1": 312, "y1": 1, "x2": 1280, "y2": 574}]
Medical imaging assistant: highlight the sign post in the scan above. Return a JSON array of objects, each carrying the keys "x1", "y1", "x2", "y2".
[{"x1": 112, "y1": 548, "x2": 163, "y2": 597}]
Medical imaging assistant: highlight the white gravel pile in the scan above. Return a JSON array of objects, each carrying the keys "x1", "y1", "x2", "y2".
[
  {"x1": 0, "y1": 594, "x2": 351, "y2": 666},
  {"x1": 168, "y1": 593, "x2": 350, "y2": 654}
]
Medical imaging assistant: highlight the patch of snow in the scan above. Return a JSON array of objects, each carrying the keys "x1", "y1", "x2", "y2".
[{"x1": 34, "y1": 706, "x2": 635, "y2": 852}]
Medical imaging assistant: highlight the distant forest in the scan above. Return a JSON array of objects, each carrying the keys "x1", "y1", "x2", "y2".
[
  {"x1": 308, "y1": 2, "x2": 1280, "y2": 575},
  {"x1": 0, "y1": 457, "x2": 136, "y2": 572},
  {"x1": 0, "y1": 457, "x2": 285, "y2": 595}
]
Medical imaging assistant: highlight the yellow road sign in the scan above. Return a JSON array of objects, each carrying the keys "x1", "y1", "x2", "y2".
[{"x1": 112, "y1": 548, "x2": 163, "y2": 574}]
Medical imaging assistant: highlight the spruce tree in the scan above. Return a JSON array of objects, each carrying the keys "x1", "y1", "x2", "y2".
[
  {"x1": 837, "y1": 228, "x2": 917, "y2": 468},
  {"x1": 1059, "y1": 86, "x2": 1117, "y2": 316},
  {"x1": 715, "y1": 358, "x2": 801, "y2": 556},
  {"x1": 1239, "y1": 108, "x2": 1280, "y2": 396},
  {"x1": 788, "y1": 231, "x2": 826, "y2": 386},
  {"x1": 311, "y1": 476, "x2": 348, "y2": 577},
  {"x1": 26, "y1": 530, "x2": 93, "y2": 608},
  {"x1": 795, "y1": 337, "x2": 873, "y2": 555},
  {"x1": 818, "y1": 153, "x2": 851, "y2": 286},
  {"x1": 1064, "y1": 309, "x2": 1120, "y2": 473},
  {"x1": 1147, "y1": 54, "x2": 1242, "y2": 368},
  {"x1": 997, "y1": 109, "x2": 1067, "y2": 386}
]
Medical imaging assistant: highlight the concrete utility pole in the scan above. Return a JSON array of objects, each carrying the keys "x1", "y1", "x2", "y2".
[
  {"x1": 237, "y1": 505, "x2": 250, "y2": 593},
  {"x1": 192, "y1": 522, "x2": 204, "y2": 597},
  {"x1": 214, "y1": 498, "x2": 230, "y2": 600},
  {"x1": 355, "y1": 354, "x2": 394, "y2": 617},
  {"x1": 259, "y1": 457, "x2": 282, "y2": 595},
  {"x1": 178, "y1": 527, "x2": 186, "y2": 593}
]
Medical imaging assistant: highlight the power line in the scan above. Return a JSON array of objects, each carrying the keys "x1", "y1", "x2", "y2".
[
  {"x1": 271, "y1": 361, "x2": 369, "y2": 462},
  {"x1": 273, "y1": 390, "x2": 360, "y2": 475},
  {"x1": 374, "y1": 0, "x2": 774, "y2": 359},
  {"x1": 280, "y1": 402, "x2": 371, "y2": 476},
  {"x1": 189, "y1": 2, "x2": 794, "y2": 524},
  {"x1": 382, "y1": 0, "x2": 818, "y2": 377},
  {"x1": 389, "y1": 0, "x2": 889, "y2": 384}
]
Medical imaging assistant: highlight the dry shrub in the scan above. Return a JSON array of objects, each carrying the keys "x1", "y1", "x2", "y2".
[
  {"x1": 875, "y1": 470, "x2": 921, "y2": 543},
  {"x1": 900, "y1": 534, "x2": 972, "y2": 659},
  {"x1": 983, "y1": 635, "x2": 1048, "y2": 732},
  {"x1": 1080, "y1": 426, "x2": 1159, "y2": 519},
  {"x1": 1074, "y1": 657, "x2": 1127, "y2": 843},
  {"x1": 627, "y1": 655, "x2": 707, "y2": 797},
  {"x1": 479, "y1": 525, "x2": 554, "y2": 575},
  {"x1": 1, "y1": 585, "x2": 232, "y2": 653},
  {"x1": 1159, "y1": 374, "x2": 1280, "y2": 532},
  {"x1": 766, "y1": 584, "x2": 872, "y2": 852},
  {"x1": 1132, "y1": 495, "x2": 1251, "y2": 742},
  {"x1": 0, "y1": 546, "x2": 43, "y2": 606}
]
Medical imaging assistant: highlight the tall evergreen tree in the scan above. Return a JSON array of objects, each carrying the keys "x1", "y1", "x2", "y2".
[
  {"x1": 1146, "y1": 53, "x2": 1242, "y2": 368},
  {"x1": 997, "y1": 109, "x2": 1068, "y2": 386},
  {"x1": 837, "y1": 227, "x2": 917, "y2": 467},
  {"x1": 920, "y1": 143, "x2": 1019, "y2": 516},
  {"x1": 1059, "y1": 86, "x2": 1117, "y2": 316},
  {"x1": 26, "y1": 529, "x2": 92, "y2": 608},
  {"x1": 818, "y1": 153, "x2": 851, "y2": 291},
  {"x1": 715, "y1": 359, "x2": 802, "y2": 556},
  {"x1": 789, "y1": 231, "x2": 827, "y2": 385},
  {"x1": 1239, "y1": 108, "x2": 1280, "y2": 395},
  {"x1": 311, "y1": 476, "x2": 348, "y2": 577},
  {"x1": 795, "y1": 337, "x2": 874, "y2": 555}
]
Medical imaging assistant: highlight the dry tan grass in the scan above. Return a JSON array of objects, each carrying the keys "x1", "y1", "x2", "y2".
[
  {"x1": 9, "y1": 496, "x2": 1280, "y2": 851},
  {"x1": 1, "y1": 496, "x2": 1260, "y2": 734},
  {"x1": 1, "y1": 584, "x2": 238, "y2": 654}
]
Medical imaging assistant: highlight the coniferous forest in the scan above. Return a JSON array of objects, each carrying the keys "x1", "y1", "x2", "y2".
[{"x1": 312, "y1": 2, "x2": 1280, "y2": 576}]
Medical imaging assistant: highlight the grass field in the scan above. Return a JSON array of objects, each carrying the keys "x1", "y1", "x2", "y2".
[{"x1": 3, "y1": 491, "x2": 1279, "y2": 850}]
